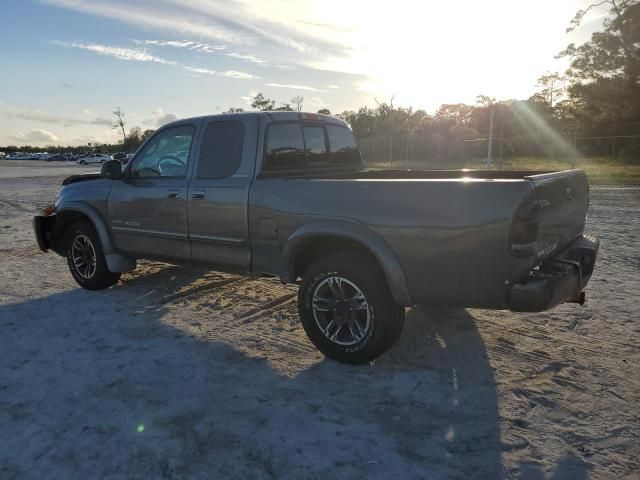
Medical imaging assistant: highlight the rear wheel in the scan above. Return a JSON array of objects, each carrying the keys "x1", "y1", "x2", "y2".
[
  {"x1": 65, "y1": 221, "x2": 121, "y2": 290},
  {"x1": 298, "y1": 252, "x2": 405, "y2": 364}
]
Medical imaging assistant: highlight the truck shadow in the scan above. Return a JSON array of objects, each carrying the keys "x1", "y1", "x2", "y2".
[
  {"x1": 291, "y1": 306, "x2": 503, "y2": 478},
  {"x1": 0, "y1": 264, "x2": 586, "y2": 479}
]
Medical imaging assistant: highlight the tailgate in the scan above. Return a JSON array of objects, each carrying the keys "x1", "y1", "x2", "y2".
[{"x1": 526, "y1": 170, "x2": 589, "y2": 260}]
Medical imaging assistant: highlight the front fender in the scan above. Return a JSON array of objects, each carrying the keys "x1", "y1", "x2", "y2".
[
  {"x1": 55, "y1": 201, "x2": 135, "y2": 273},
  {"x1": 282, "y1": 220, "x2": 413, "y2": 306}
]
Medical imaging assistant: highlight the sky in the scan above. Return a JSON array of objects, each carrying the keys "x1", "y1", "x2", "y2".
[{"x1": 0, "y1": 0, "x2": 611, "y2": 146}]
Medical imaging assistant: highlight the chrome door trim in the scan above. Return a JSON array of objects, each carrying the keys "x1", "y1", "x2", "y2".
[
  {"x1": 111, "y1": 226, "x2": 188, "y2": 240},
  {"x1": 189, "y1": 233, "x2": 245, "y2": 246}
]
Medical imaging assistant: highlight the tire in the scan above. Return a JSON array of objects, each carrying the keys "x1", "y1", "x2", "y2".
[
  {"x1": 65, "y1": 221, "x2": 121, "y2": 290},
  {"x1": 298, "y1": 252, "x2": 405, "y2": 364},
  {"x1": 79, "y1": 160, "x2": 86, "y2": 165}
]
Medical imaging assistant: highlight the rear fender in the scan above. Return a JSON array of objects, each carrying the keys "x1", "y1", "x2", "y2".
[{"x1": 282, "y1": 221, "x2": 413, "y2": 306}]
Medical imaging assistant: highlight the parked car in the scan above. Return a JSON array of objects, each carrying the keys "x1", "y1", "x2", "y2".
[
  {"x1": 46, "y1": 154, "x2": 67, "y2": 162},
  {"x1": 76, "y1": 153, "x2": 112, "y2": 165},
  {"x1": 33, "y1": 112, "x2": 599, "y2": 364}
]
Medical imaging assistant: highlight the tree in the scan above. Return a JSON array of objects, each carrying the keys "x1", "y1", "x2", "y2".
[
  {"x1": 141, "y1": 129, "x2": 154, "y2": 142},
  {"x1": 275, "y1": 104, "x2": 295, "y2": 111},
  {"x1": 475, "y1": 95, "x2": 497, "y2": 107},
  {"x1": 560, "y1": 1, "x2": 640, "y2": 83},
  {"x1": 250, "y1": 93, "x2": 276, "y2": 111},
  {"x1": 435, "y1": 103, "x2": 474, "y2": 126},
  {"x1": 112, "y1": 107, "x2": 127, "y2": 143},
  {"x1": 291, "y1": 96, "x2": 304, "y2": 112},
  {"x1": 535, "y1": 73, "x2": 565, "y2": 108},
  {"x1": 317, "y1": 108, "x2": 331, "y2": 115},
  {"x1": 558, "y1": 0, "x2": 640, "y2": 141},
  {"x1": 123, "y1": 127, "x2": 141, "y2": 152}
]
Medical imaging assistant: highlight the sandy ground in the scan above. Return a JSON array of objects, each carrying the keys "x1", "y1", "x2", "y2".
[{"x1": 0, "y1": 160, "x2": 638, "y2": 480}]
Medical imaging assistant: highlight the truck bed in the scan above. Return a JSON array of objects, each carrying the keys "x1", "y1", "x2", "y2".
[{"x1": 250, "y1": 168, "x2": 590, "y2": 308}]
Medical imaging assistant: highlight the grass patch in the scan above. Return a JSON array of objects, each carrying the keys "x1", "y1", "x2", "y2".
[{"x1": 365, "y1": 157, "x2": 640, "y2": 185}]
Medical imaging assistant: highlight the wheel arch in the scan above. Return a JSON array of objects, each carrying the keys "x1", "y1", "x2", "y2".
[
  {"x1": 54, "y1": 201, "x2": 135, "y2": 273},
  {"x1": 281, "y1": 221, "x2": 413, "y2": 306}
]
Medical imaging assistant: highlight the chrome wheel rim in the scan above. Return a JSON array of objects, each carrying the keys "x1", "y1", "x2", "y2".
[
  {"x1": 71, "y1": 234, "x2": 97, "y2": 279},
  {"x1": 312, "y1": 276, "x2": 372, "y2": 346}
]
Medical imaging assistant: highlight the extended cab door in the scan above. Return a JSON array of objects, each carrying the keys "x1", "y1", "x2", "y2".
[
  {"x1": 188, "y1": 115, "x2": 258, "y2": 271},
  {"x1": 107, "y1": 123, "x2": 198, "y2": 262}
]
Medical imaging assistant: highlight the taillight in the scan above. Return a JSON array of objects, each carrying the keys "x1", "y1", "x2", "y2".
[{"x1": 509, "y1": 193, "x2": 539, "y2": 257}]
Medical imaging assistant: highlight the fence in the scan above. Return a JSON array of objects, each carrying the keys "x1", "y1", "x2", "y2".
[{"x1": 356, "y1": 133, "x2": 640, "y2": 169}]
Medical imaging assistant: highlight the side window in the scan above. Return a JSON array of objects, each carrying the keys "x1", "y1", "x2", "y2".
[
  {"x1": 198, "y1": 121, "x2": 245, "y2": 179},
  {"x1": 265, "y1": 123, "x2": 305, "y2": 169},
  {"x1": 302, "y1": 126, "x2": 327, "y2": 163},
  {"x1": 130, "y1": 125, "x2": 194, "y2": 178},
  {"x1": 327, "y1": 125, "x2": 360, "y2": 164}
]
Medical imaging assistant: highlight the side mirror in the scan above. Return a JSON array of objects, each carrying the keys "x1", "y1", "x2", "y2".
[{"x1": 101, "y1": 159, "x2": 123, "y2": 180}]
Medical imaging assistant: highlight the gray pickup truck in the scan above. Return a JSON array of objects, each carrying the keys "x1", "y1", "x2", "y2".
[{"x1": 33, "y1": 112, "x2": 599, "y2": 363}]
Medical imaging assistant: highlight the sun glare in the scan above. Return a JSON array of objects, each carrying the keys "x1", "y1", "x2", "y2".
[{"x1": 300, "y1": 0, "x2": 586, "y2": 109}]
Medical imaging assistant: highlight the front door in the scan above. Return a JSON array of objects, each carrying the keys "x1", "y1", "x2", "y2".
[
  {"x1": 188, "y1": 116, "x2": 257, "y2": 271},
  {"x1": 107, "y1": 123, "x2": 197, "y2": 262}
]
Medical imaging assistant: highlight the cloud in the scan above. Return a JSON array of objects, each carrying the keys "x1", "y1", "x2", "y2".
[
  {"x1": 90, "y1": 117, "x2": 113, "y2": 127},
  {"x1": 42, "y1": 0, "x2": 349, "y2": 66},
  {"x1": 51, "y1": 41, "x2": 176, "y2": 65},
  {"x1": 225, "y1": 52, "x2": 267, "y2": 64},
  {"x1": 306, "y1": 96, "x2": 328, "y2": 111},
  {"x1": 134, "y1": 39, "x2": 227, "y2": 53},
  {"x1": 266, "y1": 83, "x2": 326, "y2": 92},
  {"x1": 2, "y1": 104, "x2": 113, "y2": 128},
  {"x1": 42, "y1": 0, "x2": 256, "y2": 46},
  {"x1": 4, "y1": 107, "x2": 63, "y2": 124},
  {"x1": 61, "y1": 82, "x2": 74, "y2": 88},
  {"x1": 11, "y1": 129, "x2": 59, "y2": 143},
  {"x1": 144, "y1": 108, "x2": 178, "y2": 127},
  {"x1": 184, "y1": 66, "x2": 259, "y2": 80},
  {"x1": 327, "y1": 85, "x2": 340, "y2": 89}
]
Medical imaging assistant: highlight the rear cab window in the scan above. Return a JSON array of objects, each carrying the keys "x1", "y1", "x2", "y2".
[
  {"x1": 263, "y1": 121, "x2": 360, "y2": 175},
  {"x1": 326, "y1": 125, "x2": 360, "y2": 164}
]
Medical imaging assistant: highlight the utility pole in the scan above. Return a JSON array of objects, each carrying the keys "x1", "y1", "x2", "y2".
[
  {"x1": 486, "y1": 108, "x2": 495, "y2": 167},
  {"x1": 499, "y1": 121, "x2": 504, "y2": 170}
]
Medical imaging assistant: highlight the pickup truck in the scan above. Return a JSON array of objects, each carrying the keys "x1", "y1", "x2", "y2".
[{"x1": 33, "y1": 112, "x2": 599, "y2": 364}]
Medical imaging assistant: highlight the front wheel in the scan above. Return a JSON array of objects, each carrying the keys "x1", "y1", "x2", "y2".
[
  {"x1": 298, "y1": 252, "x2": 405, "y2": 364},
  {"x1": 65, "y1": 221, "x2": 121, "y2": 290}
]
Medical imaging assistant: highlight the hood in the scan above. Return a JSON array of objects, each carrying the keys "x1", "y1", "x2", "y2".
[{"x1": 62, "y1": 173, "x2": 102, "y2": 186}]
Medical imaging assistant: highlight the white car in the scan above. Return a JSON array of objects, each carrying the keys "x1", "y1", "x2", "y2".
[{"x1": 77, "y1": 154, "x2": 112, "y2": 165}]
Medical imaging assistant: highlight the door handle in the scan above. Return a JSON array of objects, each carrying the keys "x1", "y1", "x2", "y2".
[
  {"x1": 191, "y1": 191, "x2": 206, "y2": 200},
  {"x1": 167, "y1": 189, "x2": 180, "y2": 198}
]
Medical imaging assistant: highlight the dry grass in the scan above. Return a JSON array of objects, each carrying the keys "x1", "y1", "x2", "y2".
[{"x1": 365, "y1": 157, "x2": 640, "y2": 185}]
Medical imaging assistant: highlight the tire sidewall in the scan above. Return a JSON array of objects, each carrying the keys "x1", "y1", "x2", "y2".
[
  {"x1": 65, "y1": 222, "x2": 119, "y2": 290},
  {"x1": 299, "y1": 254, "x2": 395, "y2": 362}
]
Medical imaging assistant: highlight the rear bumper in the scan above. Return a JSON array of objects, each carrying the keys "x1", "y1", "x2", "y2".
[
  {"x1": 33, "y1": 215, "x2": 56, "y2": 252},
  {"x1": 508, "y1": 234, "x2": 599, "y2": 312}
]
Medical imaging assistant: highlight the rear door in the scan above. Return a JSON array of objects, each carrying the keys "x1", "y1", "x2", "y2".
[
  {"x1": 187, "y1": 115, "x2": 258, "y2": 271},
  {"x1": 107, "y1": 123, "x2": 197, "y2": 262},
  {"x1": 527, "y1": 169, "x2": 589, "y2": 259}
]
